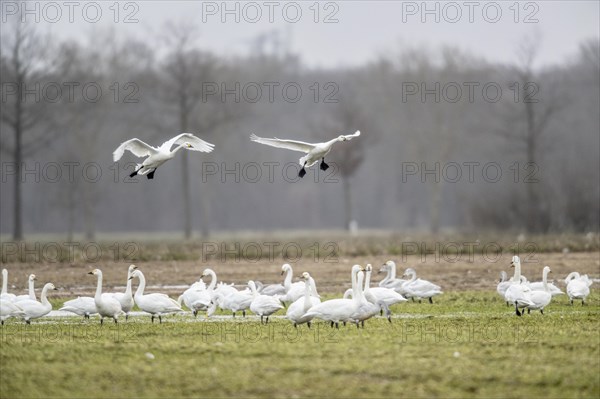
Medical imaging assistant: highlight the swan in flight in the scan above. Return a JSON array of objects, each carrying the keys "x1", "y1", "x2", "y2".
[
  {"x1": 14, "y1": 274, "x2": 37, "y2": 302},
  {"x1": 401, "y1": 268, "x2": 443, "y2": 303},
  {"x1": 59, "y1": 297, "x2": 97, "y2": 319},
  {"x1": 250, "y1": 130, "x2": 361, "y2": 178},
  {"x1": 0, "y1": 299, "x2": 24, "y2": 324},
  {"x1": 113, "y1": 133, "x2": 215, "y2": 179},
  {"x1": 89, "y1": 269, "x2": 123, "y2": 324},
  {"x1": 107, "y1": 265, "x2": 137, "y2": 321},
  {"x1": 304, "y1": 265, "x2": 362, "y2": 329},
  {"x1": 130, "y1": 269, "x2": 182, "y2": 323},
  {"x1": 504, "y1": 256, "x2": 535, "y2": 316},
  {"x1": 286, "y1": 272, "x2": 321, "y2": 328},
  {"x1": 17, "y1": 282, "x2": 57, "y2": 324},
  {"x1": 1, "y1": 269, "x2": 16, "y2": 301},
  {"x1": 526, "y1": 266, "x2": 553, "y2": 315},
  {"x1": 565, "y1": 272, "x2": 592, "y2": 305},
  {"x1": 248, "y1": 281, "x2": 284, "y2": 324}
]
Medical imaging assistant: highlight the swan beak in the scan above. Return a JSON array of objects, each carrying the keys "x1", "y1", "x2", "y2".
[
  {"x1": 128, "y1": 276, "x2": 134, "y2": 280},
  {"x1": 53, "y1": 287, "x2": 58, "y2": 291},
  {"x1": 33, "y1": 276, "x2": 37, "y2": 280},
  {"x1": 510, "y1": 264, "x2": 515, "y2": 268},
  {"x1": 87, "y1": 271, "x2": 94, "y2": 275},
  {"x1": 280, "y1": 271, "x2": 285, "y2": 276}
]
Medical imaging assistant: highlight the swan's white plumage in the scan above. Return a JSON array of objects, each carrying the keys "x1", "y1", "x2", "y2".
[
  {"x1": 17, "y1": 283, "x2": 56, "y2": 323},
  {"x1": 1, "y1": 269, "x2": 17, "y2": 302},
  {"x1": 131, "y1": 269, "x2": 182, "y2": 322},
  {"x1": 248, "y1": 281, "x2": 283, "y2": 322},
  {"x1": 89, "y1": 269, "x2": 122, "y2": 323},
  {"x1": 14, "y1": 274, "x2": 37, "y2": 302},
  {"x1": 59, "y1": 296, "x2": 97, "y2": 318},
  {"x1": 286, "y1": 272, "x2": 321, "y2": 327}
]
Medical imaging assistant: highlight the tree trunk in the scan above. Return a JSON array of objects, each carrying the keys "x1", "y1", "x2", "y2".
[
  {"x1": 525, "y1": 101, "x2": 539, "y2": 232},
  {"x1": 343, "y1": 177, "x2": 352, "y2": 230},
  {"x1": 13, "y1": 76, "x2": 23, "y2": 241}
]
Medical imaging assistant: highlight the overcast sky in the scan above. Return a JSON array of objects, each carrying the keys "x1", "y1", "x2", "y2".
[{"x1": 5, "y1": 1, "x2": 600, "y2": 68}]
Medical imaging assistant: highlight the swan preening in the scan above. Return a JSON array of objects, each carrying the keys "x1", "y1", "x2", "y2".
[
  {"x1": 250, "y1": 130, "x2": 361, "y2": 178},
  {"x1": 113, "y1": 133, "x2": 215, "y2": 179},
  {"x1": 565, "y1": 272, "x2": 592, "y2": 305}
]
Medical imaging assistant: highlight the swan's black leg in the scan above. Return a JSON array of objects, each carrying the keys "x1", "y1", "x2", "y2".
[
  {"x1": 540, "y1": 309, "x2": 544, "y2": 315},
  {"x1": 515, "y1": 303, "x2": 521, "y2": 317},
  {"x1": 294, "y1": 323, "x2": 297, "y2": 329},
  {"x1": 343, "y1": 321, "x2": 346, "y2": 327},
  {"x1": 380, "y1": 309, "x2": 383, "y2": 316},
  {"x1": 298, "y1": 166, "x2": 307, "y2": 178},
  {"x1": 330, "y1": 321, "x2": 334, "y2": 328},
  {"x1": 151, "y1": 315, "x2": 155, "y2": 323},
  {"x1": 429, "y1": 297, "x2": 433, "y2": 304},
  {"x1": 159, "y1": 315, "x2": 162, "y2": 324},
  {"x1": 193, "y1": 310, "x2": 197, "y2": 318},
  {"x1": 114, "y1": 317, "x2": 118, "y2": 324},
  {"x1": 527, "y1": 308, "x2": 531, "y2": 314},
  {"x1": 307, "y1": 321, "x2": 311, "y2": 329},
  {"x1": 506, "y1": 301, "x2": 509, "y2": 306},
  {"x1": 129, "y1": 170, "x2": 138, "y2": 178},
  {"x1": 242, "y1": 310, "x2": 246, "y2": 318},
  {"x1": 570, "y1": 299, "x2": 573, "y2": 305},
  {"x1": 1, "y1": 320, "x2": 3, "y2": 325},
  {"x1": 147, "y1": 170, "x2": 155, "y2": 180},
  {"x1": 320, "y1": 158, "x2": 329, "y2": 171},
  {"x1": 335, "y1": 322, "x2": 339, "y2": 329},
  {"x1": 26, "y1": 319, "x2": 31, "y2": 325},
  {"x1": 266, "y1": 316, "x2": 269, "y2": 324},
  {"x1": 260, "y1": 315, "x2": 264, "y2": 324},
  {"x1": 582, "y1": 300, "x2": 585, "y2": 306},
  {"x1": 100, "y1": 318, "x2": 104, "y2": 325},
  {"x1": 232, "y1": 312, "x2": 236, "y2": 318},
  {"x1": 361, "y1": 320, "x2": 365, "y2": 328}
]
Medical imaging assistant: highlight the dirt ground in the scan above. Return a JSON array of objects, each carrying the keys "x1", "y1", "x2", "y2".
[{"x1": 2, "y1": 251, "x2": 598, "y2": 298}]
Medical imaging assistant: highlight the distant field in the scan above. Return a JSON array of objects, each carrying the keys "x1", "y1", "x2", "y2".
[
  {"x1": 1, "y1": 233, "x2": 598, "y2": 398},
  {"x1": 1, "y1": 291, "x2": 598, "y2": 398}
]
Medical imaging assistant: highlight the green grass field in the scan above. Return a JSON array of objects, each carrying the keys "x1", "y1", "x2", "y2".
[{"x1": 1, "y1": 291, "x2": 598, "y2": 398}]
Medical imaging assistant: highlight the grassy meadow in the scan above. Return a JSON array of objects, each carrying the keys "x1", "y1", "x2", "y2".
[{"x1": 1, "y1": 290, "x2": 599, "y2": 398}]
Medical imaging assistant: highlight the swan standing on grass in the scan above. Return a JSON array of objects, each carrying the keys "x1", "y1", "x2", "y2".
[
  {"x1": 107, "y1": 265, "x2": 137, "y2": 320},
  {"x1": 250, "y1": 131, "x2": 361, "y2": 178},
  {"x1": 401, "y1": 268, "x2": 443, "y2": 303},
  {"x1": 565, "y1": 272, "x2": 592, "y2": 305},
  {"x1": 526, "y1": 266, "x2": 553, "y2": 315},
  {"x1": 14, "y1": 274, "x2": 36, "y2": 302},
  {"x1": 130, "y1": 269, "x2": 182, "y2": 323},
  {"x1": 59, "y1": 297, "x2": 97, "y2": 319},
  {"x1": 378, "y1": 261, "x2": 408, "y2": 293},
  {"x1": 286, "y1": 272, "x2": 321, "y2": 328},
  {"x1": 304, "y1": 265, "x2": 362, "y2": 329},
  {"x1": 17, "y1": 283, "x2": 57, "y2": 324},
  {"x1": 248, "y1": 281, "x2": 284, "y2": 324},
  {"x1": 278, "y1": 264, "x2": 316, "y2": 305},
  {"x1": 88, "y1": 269, "x2": 122, "y2": 324},
  {"x1": 113, "y1": 133, "x2": 215, "y2": 179},
  {"x1": 178, "y1": 268, "x2": 225, "y2": 316},
  {"x1": 1, "y1": 269, "x2": 16, "y2": 301},
  {"x1": 504, "y1": 256, "x2": 535, "y2": 316},
  {"x1": 364, "y1": 264, "x2": 407, "y2": 310},
  {"x1": 212, "y1": 288, "x2": 254, "y2": 318},
  {"x1": 0, "y1": 300, "x2": 24, "y2": 324}
]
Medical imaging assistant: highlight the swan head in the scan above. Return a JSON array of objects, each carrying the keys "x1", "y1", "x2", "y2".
[
  {"x1": 337, "y1": 135, "x2": 348, "y2": 142},
  {"x1": 281, "y1": 264, "x2": 292, "y2": 275},
  {"x1": 128, "y1": 265, "x2": 138, "y2": 273},
  {"x1": 510, "y1": 256, "x2": 521, "y2": 268},
  {"x1": 129, "y1": 270, "x2": 141, "y2": 280},
  {"x1": 381, "y1": 260, "x2": 396, "y2": 272},
  {"x1": 184, "y1": 142, "x2": 193, "y2": 149},
  {"x1": 351, "y1": 265, "x2": 362, "y2": 274},
  {"x1": 365, "y1": 264, "x2": 373, "y2": 273},
  {"x1": 543, "y1": 266, "x2": 552, "y2": 274},
  {"x1": 402, "y1": 268, "x2": 416, "y2": 278},
  {"x1": 88, "y1": 269, "x2": 102, "y2": 276},
  {"x1": 200, "y1": 268, "x2": 213, "y2": 278},
  {"x1": 28, "y1": 274, "x2": 36, "y2": 281},
  {"x1": 301, "y1": 272, "x2": 311, "y2": 280},
  {"x1": 45, "y1": 283, "x2": 57, "y2": 291}
]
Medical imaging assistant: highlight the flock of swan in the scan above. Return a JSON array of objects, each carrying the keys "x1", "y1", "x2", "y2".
[
  {"x1": 1, "y1": 256, "x2": 592, "y2": 326},
  {"x1": 113, "y1": 131, "x2": 361, "y2": 179},
  {"x1": 497, "y1": 256, "x2": 593, "y2": 316}
]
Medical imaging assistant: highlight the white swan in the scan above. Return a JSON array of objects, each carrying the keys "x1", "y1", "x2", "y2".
[
  {"x1": 565, "y1": 272, "x2": 592, "y2": 305},
  {"x1": 363, "y1": 264, "x2": 406, "y2": 312},
  {"x1": 88, "y1": 269, "x2": 122, "y2": 324},
  {"x1": 504, "y1": 256, "x2": 535, "y2": 316},
  {"x1": 107, "y1": 265, "x2": 137, "y2": 320},
  {"x1": 526, "y1": 266, "x2": 553, "y2": 315},
  {"x1": 278, "y1": 264, "x2": 315, "y2": 304},
  {"x1": 212, "y1": 288, "x2": 254, "y2": 318},
  {"x1": 17, "y1": 282, "x2": 57, "y2": 324},
  {"x1": 130, "y1": 269, "x2": 182, "y2": 323},
  {"x1": 401, "y1": 268, "x2": 442, "y2": 303},
  {"x1": 0, "y1": 299, "x2": 24, "y2": 324},
  {"x1": 113, "y1": 133, "x2": 215, "y2": 179},
  {"x1": 529, "y1": 273, "x2": 564, "y2": 297},
  {"x1": 59, "y1": 297, "x2": 97, "y2": 319},
  {"x1": 178, "y1": 269, "x2": 223, "y2": 316},
  {"x1": 1, "y1": 269, "x2": 17, "y2": 301},
  {"x1": 286, "y1": 272, "x2": 321, "y2": 328},
  {"x1": 14, "y1": 274, "x2": 37, "y2": 302},
  {"x1": 248, "y1": 281, "x2": 284, "y2": 323},
  {"x1": 250, "y1": 130, "x2": 360, "y2": 178},
  {"x1": 378, "y1": 261, "x2": 408, "y2": 293},
  {"x1": 304, "y1": 265, "x2": 362, "y2": 329}
]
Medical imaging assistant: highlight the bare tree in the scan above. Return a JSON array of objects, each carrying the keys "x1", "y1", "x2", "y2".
[
  {"x1": 494, "y1": 36, "x2": 565, "y2": 232},
  {"x1": 0, "y1": 20, "x2": 59, "y2": 240}
]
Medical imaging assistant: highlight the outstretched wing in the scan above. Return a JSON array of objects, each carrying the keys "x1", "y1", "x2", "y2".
[
  {"x1": 160, "y1": 133, "x2": 215, "y2": 153},
  {"x1": 113, "y1": 139, "x2": 157, "y2": 162},
  {"x1": 342, "y1": 130, "x2": 361, "y2": 141},
  {"x1": 250, "y1": 134, "x2": 315, "y2": 154}
]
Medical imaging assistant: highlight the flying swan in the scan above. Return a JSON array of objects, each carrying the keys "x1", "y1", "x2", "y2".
[
  {"x1": 113, "y1": 133, "x2": 215, "y2": 179},
  {"x1": 250, "y1": 131, "x2": 361, "y2": 178}
]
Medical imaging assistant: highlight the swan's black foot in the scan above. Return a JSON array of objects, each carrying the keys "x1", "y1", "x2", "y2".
[
  {"x1": 429, "y1": 297, "x2": 433, "y2": 304},
  {"x1": 307, "y1": 321, "x2": 311, "y2": 329},
  {"x1": 515, "y1": 307, "x2": 521, "y2": 317},
  {"x1": 193, "y1": 310, "x2": 197, "y2": 318},
  {"x1": 260, "y1": 315, "x2": 264, "y2": 324},
  {"x1": 100, "y1": 318, "x2": 104, "y2": 325},
  {"x1": 151, "y1": 315, "x2": 155, "y2": 323},
  {"x1": 125, "y1": 314, "x2": 128, "y2": 321},
  {"x1": 129, "y1": 170, "x2": 138, "y2": 178},
  {"x1": 294, "y1": 323, "x2": 297, "y2": 329},
  {"x1": 320, "y1": 159, "x2": 329, "y2": 171},
  {"x1": 26, "y1": 320, "x2": 31, "y2": 325},
  {"x1": 242, "y1": 310, "x2": 246, "y2": 317},
  {"x1": 540, "y1": 309, "x2": 544, "y2": 315},
  {"x1": 114, "y1": 318, "x2": 118, "y2": 324},
  {"x1": 330, "y1": 321, "x2": 334, "y2": 328},
  {"x1": 380, "y1": 309, "x2": 383, "y2": 316},
  {"x1": 527, "y1": 308, "x2": 531, "y2": 314},
  {"x1": 388, "y1": 316, "x2": 392, "y2": 323},
  {"x1": 147, "y1": 170, "x2": 155, "y2": 179},
  {"x1": 298, "y1": 167, "x2": 306, "y2": 178},
  {"x1": 335, "y1": 322, "x2": 339, "y2": 329},
  {"x1": 159, "y1": 315, "x2": 162, "y2": 324},
  {"x1": 361, "y1": 320, "x2": 365, "y2": 328}
]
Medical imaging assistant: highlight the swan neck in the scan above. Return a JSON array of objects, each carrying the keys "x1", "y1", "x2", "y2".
[
  {"x1": 135, "y1": 272, "x2": 146, "y2": 298},
  {"x1": 303, "y1": 278, "x2": 311, "y2": 308},
  {"x1": 28, "y1": 278, "x2": 36, "y2": 299},
  {"x1": 389, "y1": 264, "x2": 396, "y2": 280},
  {"x1": 40, "y1": 285, "x2": 51, "y2": 306},
  {"x1": 542, "y1": 269, "x2": 549, "y2": 291},
  {"x1": 409, "y1": 272, "x2": 417, "y2": 283},
  {"x1": 365, "y1": 270, "x2": 372, "y2": 291},
  {"x1": 95, "y1": 273, "x2": 103, "y2": 301},
  {"x1": 125, "y1": 273, "x2": 132, "y2": 295},
  {"x1": 355, "y1": 273, "x2": 365, "y2": 303},
  {"x1": 208, "y1": 271, "x2": 217, "y2": 291},
  {"x1": 283, "y1": 267, "x2": 293, "y2": 290}
]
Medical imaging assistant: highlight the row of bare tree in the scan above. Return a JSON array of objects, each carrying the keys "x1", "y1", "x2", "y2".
[{"x1": 1, "y1": 22, "x2": 598, "y2": 240}]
